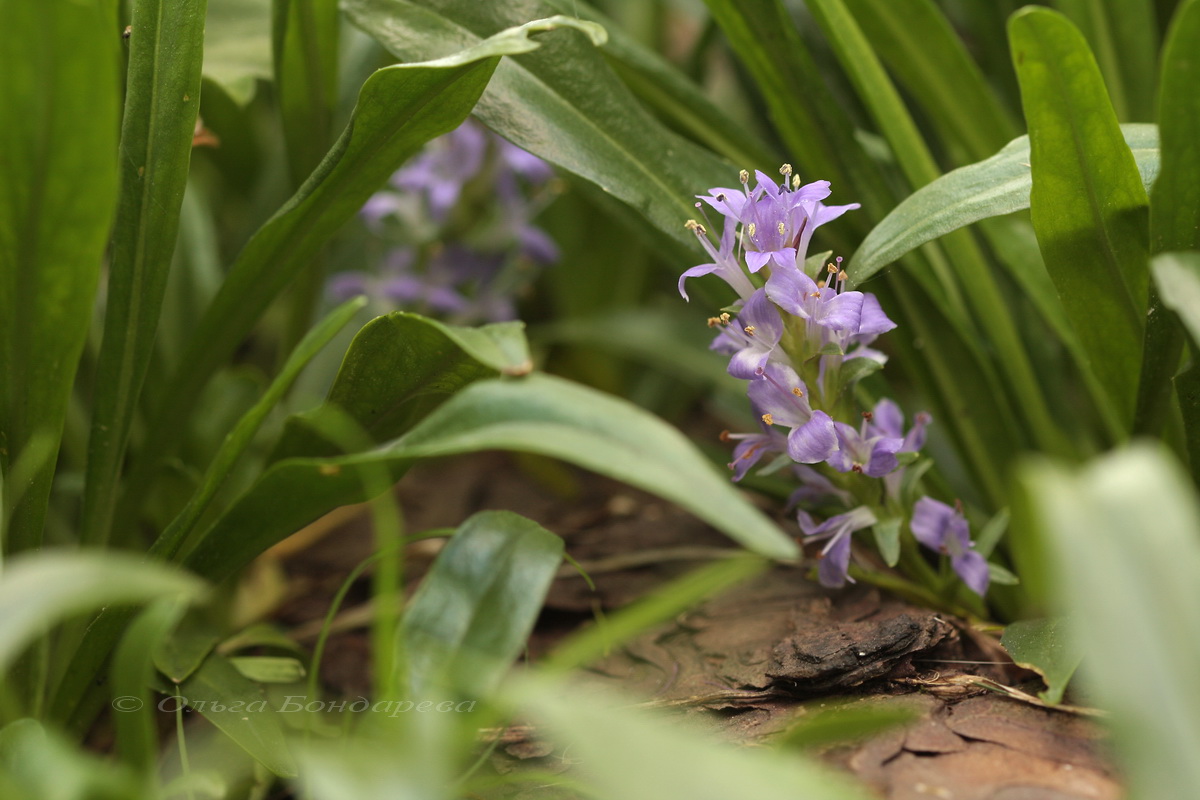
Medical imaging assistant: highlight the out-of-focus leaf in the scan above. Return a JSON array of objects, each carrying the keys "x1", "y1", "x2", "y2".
[
  {"x1": 274, "y1": 0, "x2": 340, "y2": 184},
  {"x1": 204, "y1": 0, "x2": 272, "y2": 104},
  {"x1": 152, "y1": 611, "x2": 222, "y2": 684},
  {"x1": 1000, "y1": 616, "x2": 1083, "y2": 704},
  {"x1": 871, "y1": 518, "x2": 902, "y2": 568},
  {"x1": 512, "y1": 676, "x2": 873, "y2": 800},
  {"x1": 1010, "y1": 7, "x2": 1150, "y2": 428},
  {"x1": 0, "y1": 719, "x2": 144, "y2": 800},
  {"x1": 0, "y1": 552, "x2": 205, "y2": 676},
  {"x1": 82, "y1": 0, "x2": 208, "y2": 548},
  {"x1": 343, "y1": 0, "x2": 736, "y2": 252},
  {"x1": 848, "y1": 124, "x2": 1158, "y2": 283},
  {"x1": 778, "y1": 699, "x2": 920, "y2": 749},
  {"x1": 403, "y1": 511, "x2": 562, "y2": 698},
  {"x1": 1153, "y1": 254, "x2": 1200, "y2": 356},
  {"x1": 129, "y1": 18, "x2": 579, "y2": 514},
  {"x1": 229, "y1": 656, "x2": 306, "y2": 683},
  {"x1": 1020, "y1": 444, "x2": 1200, "y2": 798},
  {"x1": 184, "y1": 374, "x2": 797, "y2": 585},
  {"x1": 171, "y1": 654, "x2": 296, "y2": 776},
  {"x1": 0, "y1": 0, "x2": 120, "y2": 552},
  {"x1": 112, "y1": 600, "x2": 188, "y2": 773}
]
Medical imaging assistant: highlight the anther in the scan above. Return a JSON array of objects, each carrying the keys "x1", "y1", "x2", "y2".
[
  {"x1": 743, "y1": 325, "x2": 756, "y2": 336},
  {"x1": 761, "y1": 413, "x2": 774, "y2": 425},
  {"x1": 792, "y1": 387, "x2": 804, "y2": 397},
  {"x1": 719, "y1": 430, "x2": 732, "y2": 442},
  {"x1": 739, "y1": 169, "x2": 750, "y2": 185},
  {"x1": 779, "y1": 163, "x2": 793, "y2": 179}
]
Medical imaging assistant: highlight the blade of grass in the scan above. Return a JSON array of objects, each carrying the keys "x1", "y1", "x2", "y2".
[{"x1": 81, "y1": 0, "x2": 208, "y2": 548}]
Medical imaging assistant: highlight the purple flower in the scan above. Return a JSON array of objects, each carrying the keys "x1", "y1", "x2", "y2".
[
  {"x1": 748, "y1": 363, "x2": 838, "y2": 464},
  {"x1": 391, "y1": 121, "x2": 488, "y2": 221},
  {"x1": 680, "y1": 217, "x2": 757, "y2": 301},
  {"x1": 722, "y1": 425, "x2": 787, "y2": 481},
  {"x1": 910, "y1": 497, "x2": 989, "y2": 596},
  {"x1": 825, "y1": 420, "x2": 904, "y2": 477},
  {"x1": 867, "y1": 399, "x2": 931, "y2": 453},
  {"x1": 710, "y1": 289, "x2": 784, "y2": 379},
  {"x1": 785, "y1": 464, "x2": 853, "y2": 508},
  {"x1": 798, "y1": 506, "x2": 877, "y2": 588},
  {"x1": 765, "y1": 265, "x2": 865, "y2": 333}
]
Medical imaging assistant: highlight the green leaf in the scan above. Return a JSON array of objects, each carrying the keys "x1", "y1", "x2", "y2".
[
  {"x1": 402, "y1": 511, "x2": 562, "y2": 699},
  {"x1": 112, "y1": 600, "x2": 188, "y2": 774},
  {"x1": 273, "y1": 0, "x2": 340, "y2": 185},
  {"x1": 184, "y1": 374, "x2": 798, "y2": 585},
  {"x1": 1152, "y1": 253, "x2": 1200, "y2": 355},
  {"x1": 343, "y1": 0, "x2": 735, "y2": 252},
  {"x1": 778, "y1": 700, "x2": 920, "y2": 750},
  {"x1": 1138, "y1": 0, "x2": 1200, "y2": 434},
  {"x1": 129, "y1": 20, "x2": 569, "y2": 517},
  {"x1": 152, "y1": 610, "x2": 222, "y2": 684},
  {"x1": 841, "y1": 0, "x2": 1017, "y2": 163},
  {"x1": 0, "y1": 719, "x2": 144, "y2": 800},
  {"x1": 1175, "y1": 362, "x2": 1200, "y2": 481},
  {"x1": 1050, "y1": 0, "x2": 1159, "y2": 122},
  {"x1": 542, "y1": 0, "x2": 777, "y2": 169},
  {"x1": 171, "y1": 654, "x2": 297, "y2": 776},
  {"x1": 0, "y1": 0, "x2": 120, "y2": 552},
  {"x1": 1000, "y1": 616, "x2": 1083, "y2": 704},
  {"x1": 0, "y1": 552, "x2": 205, "y2": 676},
  {"x1": 849, "y1": 124, "x2": 1159, "y2": 281},
  {"x1": 81, "y1": 0, "x2": 209, "y2": 548},
  {"x1": 203, "y1": 0, "x2": 272, "y2": 104},
  {"x1": 1010, "y1": 7, "x2": 1150, "y2": 428},
  {"x1": 271, "y1": 312, "x2": 528, "y2": 461},
  {"x1": 871, "y1": 518, "x2": 902, "y2": 568},
  {"x1": 1020, "y1": 444, "x2": 1200, "y2": 797},
  {"x1": 512, "y1": 675, "x2": 874, "y2": 800},
  {"x1": 151, "y1": 297, "x2": 365, "y2": 560},
  {"x1": 229, "y1": 656, "x2": 306, "y2": 683}
]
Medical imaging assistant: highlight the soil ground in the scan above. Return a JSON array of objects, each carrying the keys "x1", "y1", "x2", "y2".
[{"x1": 267, "y1": 452, "x2": 1120, "y2": 800}]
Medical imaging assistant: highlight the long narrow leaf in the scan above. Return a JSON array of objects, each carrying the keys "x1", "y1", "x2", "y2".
[
  {"x1": 81, "y1": 0, "x2": 208, "y2": 548},
  {"x1": 0, "y1": 0, "x2": 120, "y2": 551}
]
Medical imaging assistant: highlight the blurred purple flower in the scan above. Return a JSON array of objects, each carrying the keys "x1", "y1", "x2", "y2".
[
  {"x1": 798, "y1": 505, "x2": 877, "y2": 588},
  {"x1": 910, "y1": 497, "x2": 989, "y2": 596}
]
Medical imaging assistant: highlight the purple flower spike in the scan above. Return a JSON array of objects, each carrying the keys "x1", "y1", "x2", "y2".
[
  {"x1": 910, "y1": 497, "x2": 989, "y2": 596},
  {"x1": 798, "y1": 506, "x2": 877, "y2": 588},
  {"x1": 680, "y1": 217, "x2": 756, "y2": 301},
  {"x1": 748, "y1": 364, "x2": 838, "y2": 464},
  {"x1": 826, "y1": 421, "x2": 904, "y2": 477},
  {"x1": 868, "y1": 399, "x2": 931, "y2": 453},
  {"x1": 710, "y1": 289, "x2": 784, "y2": 379}
]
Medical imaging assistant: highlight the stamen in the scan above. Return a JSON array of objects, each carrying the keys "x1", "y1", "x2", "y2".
[
  {"x1": 739, "y1": 169, "x2": 749, "y2": 185},
  {"x1": 792, "y1": 387, "x2": 804, "y2": 397},
  {"x1": 779, "y1": 163, "x2": 793, "y2": 180},
  {"x1": 792, "y1": 175, "x2": 801, "y2": 190},
  {"x1": 719, "y1": 430, "x2": 732, "y2": 442},
  {"x1": 743, "y1": 325, "x2": 756, "y2": 336},
  {"x1": 761, "y1": 413, "x2": 774, "y2": 425},
  {"x1": 777, "y1": 221, "x2": 786, "y2": 237}
]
